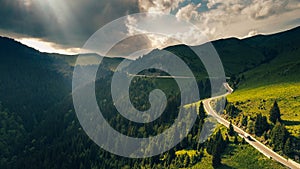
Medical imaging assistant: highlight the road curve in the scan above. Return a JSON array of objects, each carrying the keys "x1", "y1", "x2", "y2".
[{"x1": 203, "y1": 83, "x2": 300, "y2": 169}]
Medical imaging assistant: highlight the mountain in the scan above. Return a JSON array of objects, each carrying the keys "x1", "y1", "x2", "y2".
[
  {"x1": 236, "y1": 27, "x2": 300, "y2": 88},
  {"x1": 0, "y1": 26, "x2": 299, "y2": 169},
  {"x1": 131, "y1": 27, "x2": 300, "y2": 79},
  {"x1": 0, "y1": 37, "x2": 72, "y2": 130}
]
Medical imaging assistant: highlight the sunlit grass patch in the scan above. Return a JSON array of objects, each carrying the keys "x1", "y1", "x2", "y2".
[
  {"x1": 228, "y1": 82, "x2": 300, "y2": 138},
  {"x1": 188, "y1": 125, "x2": 287, "y2": 169},
  {"x1": 176, "y1": 150, "x2": 197, "y2": 157}
]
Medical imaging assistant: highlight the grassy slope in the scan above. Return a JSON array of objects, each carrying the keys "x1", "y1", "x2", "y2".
[
  {"x1": 189, "y1": 145, "x2": 286, "y2": 169},
  {"x1": 180, "y1": 126, "x2": 286, "y2": 169},
  {"x1": 227, "y1": 44, "x2": 300, "y2": 138},
  {"x1": 237, "y1": 48, "x2": 300, "y2": 89},
  {"x1": 228, "y1": 83, "x2": 300, "y2": 137}
]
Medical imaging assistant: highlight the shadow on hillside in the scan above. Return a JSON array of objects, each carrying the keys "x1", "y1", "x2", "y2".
[{"x1": 282, "y1": 120, "x2": 300, "y2": 126}]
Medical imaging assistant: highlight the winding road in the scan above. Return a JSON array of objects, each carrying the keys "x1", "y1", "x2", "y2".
[
  {"x1": 203, "y1": 83, "x2": 300, "y2": 169},
  {"x1": 127, "y1": 74, "x2": 300, "y2": 168}
]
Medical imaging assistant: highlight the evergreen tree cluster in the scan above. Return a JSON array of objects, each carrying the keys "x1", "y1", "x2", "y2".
[
  {"x1": 241, "y1": 101, "x2": 298, "y2": 159},
  {"x1": 233, "y1": 100, "x2": 299, "y2": 160},
  {"x1": 225, "y1": 102, "x2": 240, "y2": 117},
  {"x1": 254, "y1": 113, "x2": 269, "y2": 136},
  {"x1": 206, "y1": 130, "x2": 227, "y2": 167},
  {"x1": 270, "y1": 122, "x2": 289, "y2": 151}
]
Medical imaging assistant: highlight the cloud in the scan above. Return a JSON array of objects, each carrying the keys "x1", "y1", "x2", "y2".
[
  {"x1": 242, "y1": 0, "x2": 290, "y2": 20},
  {"x1": 0, "y1": 0, "x2": 139, "y2": 48},
  {"x1": 123, "y1": 13, "x2": 210, "y2": 53},
  {"x1": 124, "y1": 14, "x2": 174, "y2": 50},
  {"x1": 176, "y1": 3, "x2": 201, "y2": 21},
  {"x1": 138, "y1": 0, "x2": 184, "y2": 13},
  {"x1": 205, "y1": 0, "x2": 299, "y2": 20},
  {"x1": 171, "y1": 0, "x2": 300, "y2": 41}
]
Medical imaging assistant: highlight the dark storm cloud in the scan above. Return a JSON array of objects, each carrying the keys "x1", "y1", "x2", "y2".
[
  {"x1": 1, "y1": 0, "x2": 299, "y2": 53},
  {"x1": 0, "y1": 0, "x2": 139, "y2": 47}
]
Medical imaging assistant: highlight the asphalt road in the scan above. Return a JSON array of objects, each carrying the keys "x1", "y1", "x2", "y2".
[
  {"x1": 127, "y1": 74, "x2": 194, "y2": 79},
  {"x1": 203, "y1": 83, "x2": 300, "y2": 169}
]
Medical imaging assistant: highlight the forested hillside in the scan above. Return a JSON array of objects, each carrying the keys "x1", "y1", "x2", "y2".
[{"x1": 1, "y1": 26, "x2": 299, "y2": 169}]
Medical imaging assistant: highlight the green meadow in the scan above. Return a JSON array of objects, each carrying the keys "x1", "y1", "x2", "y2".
[
  {"x1": 228, "y1": 82, "x2": 300, "y2": 138},
  {"x1": 180, "y1": 126, "x2": 287, "y2": 169}
]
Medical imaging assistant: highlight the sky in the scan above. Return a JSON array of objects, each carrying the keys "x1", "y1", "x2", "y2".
[{"x1": 0, "y1": 0, "x2": 299, "y2": 56}]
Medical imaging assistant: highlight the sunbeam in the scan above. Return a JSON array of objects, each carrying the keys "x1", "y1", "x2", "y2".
[{"x1": 30, "y1": 0, "x2": 82, "y2": 45}]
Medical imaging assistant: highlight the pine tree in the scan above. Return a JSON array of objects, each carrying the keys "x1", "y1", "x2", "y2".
[
  {"x1": 199, "y1": 102, "x2": 206, "y2": 120},
  {"x1": 270, "y1": 122, "x2": 289, "y2": 151},
  {"x1": 215, "y1": 132, "x2": 224, "y2": 153},
  {"x1": 225, "y1": 103, "x2": 239, "y2": 117},
  {"x1": 261, "y1": 116, "x2": 269, "y2": 132},
  {"x1": 207, "y1": 130, "x2": 225, "y2": 167},
  {"x1": 228, "y1": 122, "x2": 235, "y2": 136},
  {"x1": 269, "y1": 101, "x2": 281, "y2": 124},
  {"x1": 207, "y1": 130, "x2": 225, "y2": 155},
  {"x1": 254, "y1": 114, "x2": 269, "y2": 136},
  {"x1": 212, "y1": 133, "x2": 223, "y2": 167},
  {"x1": 254, "y1": 114, "x2": 262, "y2": 136}
]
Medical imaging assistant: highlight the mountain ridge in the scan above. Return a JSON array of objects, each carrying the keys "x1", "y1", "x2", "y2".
[{"x1": 1, "y1": 25, "x2": 299, "y2": 59}]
